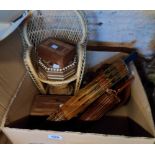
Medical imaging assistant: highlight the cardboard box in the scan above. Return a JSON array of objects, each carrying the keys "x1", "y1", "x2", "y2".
[{"x1": 0, "y1": 30, "x2": 155, "y2": 144}]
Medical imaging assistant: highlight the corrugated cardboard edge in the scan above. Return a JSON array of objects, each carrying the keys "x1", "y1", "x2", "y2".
[
  {"x1": 2, "y1": 127, "x2": 155, "y2": 144},
  {"x1": 0, "y1": 72, "x2": 27, "y2": 130},
  {"x1": 128, "y1": 64, "x2": 155, "y2": 136}
]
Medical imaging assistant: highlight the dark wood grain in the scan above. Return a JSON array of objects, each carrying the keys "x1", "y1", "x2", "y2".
[
  {"x1": 87, "y1": 40, "x2": 136, "y2": 53},
  {"x1": 37, "y1": 38, "x2": 76, "y2": 68},
  {"x1": 30, "y1": 95, "x2": 71, "y2": 116}
]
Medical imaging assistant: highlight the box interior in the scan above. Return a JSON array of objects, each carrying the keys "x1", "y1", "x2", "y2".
[
  {"x1": 0, "y1": 30, "x2": 155, "y2": 143},
  {"x1": 4, "y1": 65, "x2": 155, "y2": 138}
]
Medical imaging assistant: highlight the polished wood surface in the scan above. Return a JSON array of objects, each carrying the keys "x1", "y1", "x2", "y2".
[
  {"x1": 30, "y1": 95, "x2": 71, "y2": 116},
  {"x1": 37, "y1": 38, "x2": 76, "y2": 68}
]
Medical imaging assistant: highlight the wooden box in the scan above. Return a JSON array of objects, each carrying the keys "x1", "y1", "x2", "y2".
[
  {"x1": 37, "y1": 39, "x2": 76, "y2": 68},
  {"x1": 30, "y1": 95, "x2": 71, "y2": 116}
]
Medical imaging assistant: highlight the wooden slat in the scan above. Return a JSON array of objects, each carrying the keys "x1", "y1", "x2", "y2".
[
  {"x1": 30, "y1": 95, "x2": 71, "y2": 116},
  {"x1": 87, "y1": 40, "x2": 137, "y2": 53}
]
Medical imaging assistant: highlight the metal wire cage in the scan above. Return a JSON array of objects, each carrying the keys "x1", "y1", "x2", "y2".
[{"x1": 21, "y1": 10, "x2": 88, "y2": 94}]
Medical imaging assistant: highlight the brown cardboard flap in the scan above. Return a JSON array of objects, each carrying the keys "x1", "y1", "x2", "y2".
[
  {"x1": 5, "y1": 74, "x2": 38, "y2": 124},
  {"x1": 0, "y1": 30, "x2": 26, "y2": 126},
  {"x1": 0, "y1": 131, "x2": 11, "y2": 144},
  {"x1": 128, "y1": 65, "x2": 155, "y2": 136},
  {"x1": 106, "y1": 65, "x2": 155, "y2": 136}
]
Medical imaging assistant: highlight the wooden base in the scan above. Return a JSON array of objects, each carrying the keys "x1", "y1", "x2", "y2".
[{"x1": 30, "y1": 95, "x2": 71, "y2": 116}]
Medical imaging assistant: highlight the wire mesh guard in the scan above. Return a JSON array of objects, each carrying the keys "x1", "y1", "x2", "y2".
[{"x1": 21, "y1": 10, "x2": 88, "y2": 94}]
